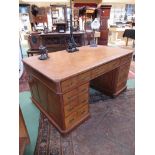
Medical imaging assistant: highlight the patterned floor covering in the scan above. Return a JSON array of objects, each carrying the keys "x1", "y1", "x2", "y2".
[{"x1": 35, "y1": 89, "x2": 135, "y2": 155}]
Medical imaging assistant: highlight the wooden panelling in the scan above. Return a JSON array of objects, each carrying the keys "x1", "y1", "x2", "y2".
[
  {"x1": 26, "y1": 65, "x2": 57, "y2": 92},
  {"x1": 91, "y1": 68, "x2": 118, "y2": 95},
  {"x1": 47, "y1": 90, "x2": 63, "y2": 127},
  {"x1": 116, "y1": 62, "x2": 131, "y2": 92},
  {"x1": 37, "y1": 81, "x2": 48, "y2": 111},
  {"x1": 28, "y1": 76, "x2": 40, "y2": 103},
  {"x1": 121, "y1": 54, "x2": 132, "y2": 64}
]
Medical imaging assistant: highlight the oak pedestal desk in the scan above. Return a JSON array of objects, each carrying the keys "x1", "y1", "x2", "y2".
[{"x1": 23, "y1": 46, "x2": 133, "y2": 134}]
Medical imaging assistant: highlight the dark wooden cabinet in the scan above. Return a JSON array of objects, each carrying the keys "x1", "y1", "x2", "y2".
[
  {"x1": 33, "y1": 7, "x2": 48, "y2": 24},
  {"x1": 98, "y1": 5, "x2": 112, "y2": 45}
]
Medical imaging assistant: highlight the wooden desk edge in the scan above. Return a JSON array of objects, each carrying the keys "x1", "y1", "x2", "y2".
[{"x1": 23, "y1": 51, "x2": 133, "y2": 83}]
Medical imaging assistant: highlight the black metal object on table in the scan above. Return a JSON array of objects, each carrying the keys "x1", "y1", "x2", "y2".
[
  {"x1": 38, "y1": 45, "x2": 49, "y2": 60},
  {"x1": 66, "y1": 0, "x2": 79, "y2": 53}
]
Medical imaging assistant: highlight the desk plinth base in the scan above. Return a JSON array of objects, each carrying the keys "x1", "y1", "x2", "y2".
[{"x1": 31, "y1": 97, "x2": 90, "y2": 135}]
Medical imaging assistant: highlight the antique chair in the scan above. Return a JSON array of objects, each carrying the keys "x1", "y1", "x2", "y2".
[
  {"x1": 27, "y1": 33, "x2": 41, "y2": 57},
  {"x1": 123, "y1": 29, "x2": 135, "y2": 46}
]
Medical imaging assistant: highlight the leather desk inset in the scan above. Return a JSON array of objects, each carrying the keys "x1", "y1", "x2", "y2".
[{"x1": 23, "y1": 45, "x2": 133, "y2": 134}]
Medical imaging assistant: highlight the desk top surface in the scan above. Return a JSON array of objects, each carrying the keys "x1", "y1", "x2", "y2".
[{"x1": 23, "y1": 45, "x2": 133, "y2": 82}]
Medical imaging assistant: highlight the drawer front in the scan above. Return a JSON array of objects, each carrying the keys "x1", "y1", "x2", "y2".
[
  {"x1": 65, "y1": 112, "x2": 77, "y2": 129},
  {"x1": 121, "y1": 54, "x2": 132, "y2": 64},
  {"x1": 78, "y1": 71, "x2": 91, "y2": 84},
  {"x1": 77, "y1": 105, "x2": 89, "y2": 120},
  {"x1": 106, "y1": 59, "x2": 121, "y2": 71},
  {"x1": 92, "y1": 67, "x2": 103, "y2": 78},
  {"x1": 78, "y1": 93, "x2": 89, "y2": 106},
  {"x1": 64, "y1": 98, "x2": 78, "y2": 117},
  {"x1": 78, "y1": 83, "x2": 89, "y2": 94},
  {"x1": 63, "y1": 89, "x2": 78, "y2": 105},
  {"x1": 92, "y1": 64, "x2": 107, "y2": 78},
  {"x1": 92, "y1": 59, "x2": 120, "y2": 79},
  {"x1": 61, "y1": 76, "x2": 77, "y2": 92}
]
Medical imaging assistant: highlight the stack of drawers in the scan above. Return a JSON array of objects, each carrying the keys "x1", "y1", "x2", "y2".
[
  {"x1": 61, "y1": 71, "x2": 91, "y2": 129},
  {"x1": 64, "y1": 88, "x2": 89, "y2": 129}
]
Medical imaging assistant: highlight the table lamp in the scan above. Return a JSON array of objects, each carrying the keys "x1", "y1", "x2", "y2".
[{"x1": 90, "y1": 18, "x2": 100, "y2": 47}]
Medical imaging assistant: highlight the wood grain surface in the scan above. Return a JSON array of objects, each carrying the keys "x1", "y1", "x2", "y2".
[{"x1": 23, "y1": 45, "x2": 133, "y2": 82}]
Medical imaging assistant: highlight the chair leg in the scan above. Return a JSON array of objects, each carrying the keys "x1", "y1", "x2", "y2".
[{"x1": 126, "y1": 38, "x2": 128, "y2": 46}]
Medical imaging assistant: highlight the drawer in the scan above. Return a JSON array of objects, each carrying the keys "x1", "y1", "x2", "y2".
[
  {"x1": 92, "y1": 59, "x2": 120, "y2": 79},
  {"x1": 63, "y1": 89, "x2": 78, "y2": 105},
  {"x1": 77, "y1": 105, "x2": 88, "y2": 120},
  {"x1": 78, "y1": 83, "x2": 89, "y2": 94},
  {"x1": 61, "y1": 76, "x2": 77, "y2": 92},
  {"x1": 78, "y1": 93, "x2": 89, "y2": 106},
  {"x1": 106, "y1": 59, "x2": 120, "y2": 71},
  {"x1": 92, "y1": 67, "x2": 103, "y2": 78},
  {"x1": 78, "y1": 71, "x2": 91, "y2": 84},
  {"x1": 121, "y1": 54, "x2": 132, "y2": 64},
  {"x1": 92, "y1": 64, "x2": 108, "y2": 78},
  {"x1": 64, "y1": 98, "x2": 78, "y2": 117},
  {"x1": 65, "y1": 112, "x2": 77, "y2": 129}
]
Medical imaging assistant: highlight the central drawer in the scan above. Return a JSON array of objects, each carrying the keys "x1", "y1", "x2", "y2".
[{"x1": 92, "y1": 59, "x2": 120, "y2": 79}]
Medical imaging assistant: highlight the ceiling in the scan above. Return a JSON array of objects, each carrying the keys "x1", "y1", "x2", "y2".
[{"x1": 19, "y1": 0, "x2": 135, "y2": 7}]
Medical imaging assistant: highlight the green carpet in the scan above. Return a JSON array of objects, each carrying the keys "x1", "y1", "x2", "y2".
[
  {"x1": 127, "y1": 79, "x2": 135, "y2": 89},
  {"x1": 19, "y1": 80, "x2": 135, "y2": 155},
  {"x1": 19, "y1": 91, "x2": 40, "y2": 155}
]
